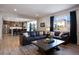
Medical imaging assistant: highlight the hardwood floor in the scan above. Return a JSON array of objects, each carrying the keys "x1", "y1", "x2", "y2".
[
  {"x1": 0, "y1": 34, "x2": 79, "y2": 55},
  {"x1": 48, "y1": 44, "x2": 79, "y2": 55},
  {"x1": 1, "y1": 34, "x2": 40, "y2": 55}
]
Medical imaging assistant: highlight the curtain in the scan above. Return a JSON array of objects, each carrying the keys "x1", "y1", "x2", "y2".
[
  {"x1": 70, "y1": 11, "x2": 77, "y2": 44},
  {"x1": 50, "y1": 16, "x2": 54, "y2": 31}
]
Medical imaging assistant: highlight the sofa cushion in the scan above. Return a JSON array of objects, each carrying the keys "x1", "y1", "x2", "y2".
[
  {"x1": 61, "y1": 32, "x2": 69, "y2": 37},
  {"x1": 53, "y1": 36, "x2": 61, "y2": 39},
  {"x1": 36, "y1": 31, "x2": 40, "y2": 36},
  {"x1": 54, "y1": 31, "x2": 60, "y2": 36},
  {"x1": 30, "y1": 32, "x2": 37, "y2": 37},
  {"x1": 34, "y1": 35, "x2": 46, "y2": 40},
  {"x1": 26, "y1": 35, "x2": 46, "y2": 41},
  {"x1": 38, "y1": 35, "x2": 46, "y2": 39}
]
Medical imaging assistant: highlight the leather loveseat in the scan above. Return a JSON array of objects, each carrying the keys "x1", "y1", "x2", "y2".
[{"x1": 53, "y1": 31, "x2": 70, "y2": 44}]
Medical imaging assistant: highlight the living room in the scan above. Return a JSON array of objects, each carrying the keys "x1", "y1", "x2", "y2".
[{"x1": 0, "y1": 4, "x2": 79, "y2": 55}]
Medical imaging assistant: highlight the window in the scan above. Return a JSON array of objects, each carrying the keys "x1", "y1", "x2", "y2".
[
  {"x1": 54, "y1": 14, "x2": 70, "y2": 32},
  {"x1": 27, "y1": 20, "x2": 37, "y2": 31}
]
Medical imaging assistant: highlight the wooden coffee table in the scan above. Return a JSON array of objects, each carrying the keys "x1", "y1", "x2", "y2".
[{"x1": 32, "y1": 38, "x2": 64, "y2": 53}]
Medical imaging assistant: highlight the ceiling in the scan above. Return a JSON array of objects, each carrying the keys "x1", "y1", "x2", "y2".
[{"x1": 0, "y1": 4, "x2": 77, "y2": 19}]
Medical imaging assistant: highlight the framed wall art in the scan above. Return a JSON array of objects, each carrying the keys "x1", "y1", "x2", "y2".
[{"x1": 40, "y1": 22, "x2": 45, "y2": 27}]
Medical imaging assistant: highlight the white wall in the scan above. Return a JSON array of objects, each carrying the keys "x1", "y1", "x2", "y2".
[
  {"x1": 0, "y1": 16, "x2": 3, "y2": 39},
  {"x1": 76, "y1": 9, "x2": 79, "y2": 45},
  {"x1": 37, "y1": 16, "x2": 50, "y2": 31}
]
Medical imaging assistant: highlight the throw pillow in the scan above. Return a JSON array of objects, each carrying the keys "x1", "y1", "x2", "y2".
[
  {"x1": 59, "y1": 32, "x2": 63, "y2": 37},
  {"x1": 23, "y1": 33, "x2": 29, "y2": 37},
  {"x1": 30, "y1": 32, "x2": 36, "y2": 37},
  {"x1": 39, "y1": 31, "x2": 43, "y2": 35}
]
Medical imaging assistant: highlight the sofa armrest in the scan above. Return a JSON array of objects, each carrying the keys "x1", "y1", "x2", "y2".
[{"x1": 61, "y1": 35, "x2": 69, "y2": 40}]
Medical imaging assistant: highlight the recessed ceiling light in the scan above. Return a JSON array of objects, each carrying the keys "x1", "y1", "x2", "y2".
[{"x1": 14, "y1": 9, "x2": 17, "y2": 11}]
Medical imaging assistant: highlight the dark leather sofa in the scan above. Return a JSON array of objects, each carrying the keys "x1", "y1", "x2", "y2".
[
  {"x1": 20, "y1": 31, "x2": 47, "y2": 45},
  {"x1": 20, "y1": 31, "x2": 70, "y2": 45},
  {"x1": 53, "y1": 31, "x2": 70, "y2": 44}
]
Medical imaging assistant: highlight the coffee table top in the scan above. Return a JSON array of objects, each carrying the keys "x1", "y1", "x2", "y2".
[{"x1": 32, "y1": 38, "x2": 64, "y2": 51}]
